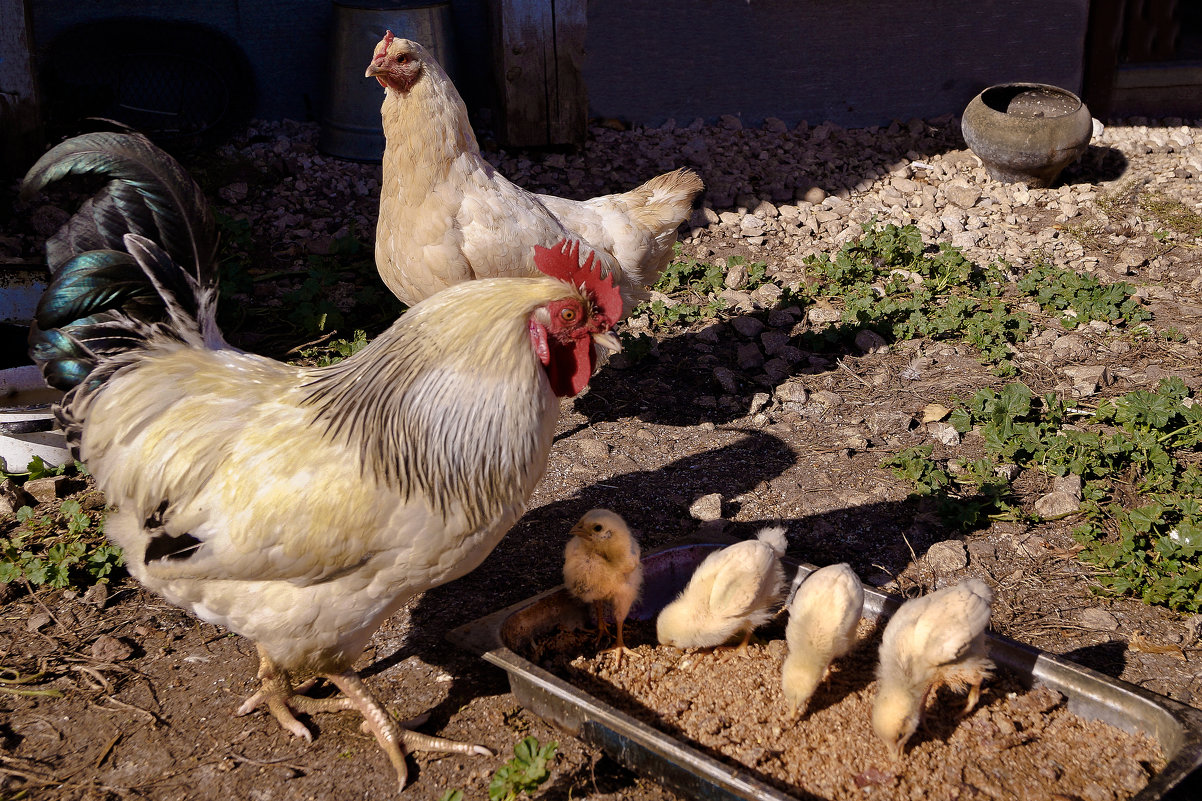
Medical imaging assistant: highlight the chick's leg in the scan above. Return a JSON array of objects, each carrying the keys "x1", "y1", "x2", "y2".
[
  {"x1": 593, "y1": 601, "x2": 611, "y2": 644},
  {"x1": 601, "y1": 599, "x2": 636, "y2": 668},
  {"x1": 326, "y1": 671, "x2": 493, "y2": 792}
]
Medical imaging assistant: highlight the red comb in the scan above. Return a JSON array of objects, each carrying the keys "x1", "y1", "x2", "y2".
[
  {"x1": 534, "y1": 239, "x2": 623, "y2": 323},
  {"x1": 383, "y1": 30, "x2": 395, "y2": 48}
]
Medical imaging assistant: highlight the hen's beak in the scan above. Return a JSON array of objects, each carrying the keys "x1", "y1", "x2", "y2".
[
  {"x1": 591, "y1": 331, "x2": 621, "y2": 355},
  {"x1": 365, "y1": 57, "x2": 387, "y2": 80}
]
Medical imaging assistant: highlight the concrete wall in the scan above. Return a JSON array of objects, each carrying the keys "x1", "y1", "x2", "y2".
[
  {"x1": 27, "y1": 0, "x2": 493, "y2": 123},
  {"x1": 28, "y1": 0, "x2": 1091, "y2": 131},
  {"x1": 583, "y1": 0, "x2": 1091, "y2": 128}
]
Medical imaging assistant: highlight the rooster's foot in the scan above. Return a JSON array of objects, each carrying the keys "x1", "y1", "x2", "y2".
[
  {"x1": 236, "y1": 651, "x2": 356, "y2": 741},
  {"x1": 327, "y1": 671, "x2": 492, "y2": 792}
]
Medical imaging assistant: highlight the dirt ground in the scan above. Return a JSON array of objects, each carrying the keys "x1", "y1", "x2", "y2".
[{"x1": 3, "y1": 113, "x2": 1202, "y2": 801}]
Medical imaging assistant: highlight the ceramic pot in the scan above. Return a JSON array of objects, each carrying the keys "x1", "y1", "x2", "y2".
[{"x1": 961, "y1": 83, "x2": 1093, "y2": 187}]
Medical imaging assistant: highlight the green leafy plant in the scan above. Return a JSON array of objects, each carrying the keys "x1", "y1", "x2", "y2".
[
  {"x1": 1015, "y1": 261, "x2": 1149, "y2": 329},
  {"x1": 488, "y1": 737, "x2": 558, "y2": 801},
  {"x1": 889, "y1": 378, "x2": 1202, "y2": 612},
  {"x1": 1, "y1": 459, "x2": 124, "y2": 589},
  {"x1": 298, "y1": 329, "x2": 371, "y2": 367}
]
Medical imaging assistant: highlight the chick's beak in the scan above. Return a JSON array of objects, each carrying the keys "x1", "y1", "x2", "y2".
[{"x1": 591, "y1": 331, "x2": 621, "y2": 356}]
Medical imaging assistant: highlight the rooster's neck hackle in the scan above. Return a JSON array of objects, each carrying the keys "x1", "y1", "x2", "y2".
[{"x1": 300, "y1": 278, "x2": 572, "y2": 530}]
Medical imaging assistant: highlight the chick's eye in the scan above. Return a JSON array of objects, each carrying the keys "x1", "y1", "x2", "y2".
[
  {"x1": 559, "y1": 307, "x2": 578, "y2": 323},
  {"x1": 593, "y1": 524, "x2": 603, "y2": 532}
]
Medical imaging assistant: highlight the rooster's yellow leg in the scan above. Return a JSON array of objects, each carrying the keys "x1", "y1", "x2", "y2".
[
  {"x1": 326, "y1": 671, "x2": 493, "y2": 792},
  {"x1": 236, "y1": 648, "x2": 360, "y2": 741}
]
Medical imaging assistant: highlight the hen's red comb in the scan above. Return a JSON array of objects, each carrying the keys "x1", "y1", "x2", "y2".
[
  {"x1": 383, "y1": 30, "x2": 395, "y2": 48},
  {"x1": 534, "y1": 239, "x2": 623, "y2": 323}
]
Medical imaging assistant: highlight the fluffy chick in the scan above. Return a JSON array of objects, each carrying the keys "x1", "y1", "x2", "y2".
[
  {"x1": 563, "y1": 509, "x2": 643, "y2": 665},
  {"x1": 781, "y1": 563, "x2": 864, "y2": 716},
  {"x1": 656, "y1": 526, "x2": 787, "y2": 649},
  {"x1": 872, "y1": 578, "x2": 994, "y2": 758}
]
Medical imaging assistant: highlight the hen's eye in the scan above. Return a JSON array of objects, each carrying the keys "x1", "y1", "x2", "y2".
[
  {"x1": 560, "y1": 307, "x2": 578, "y2": 323},
  {"x1": 396, "y1": 54, "x2": 410, "y2": 64}
]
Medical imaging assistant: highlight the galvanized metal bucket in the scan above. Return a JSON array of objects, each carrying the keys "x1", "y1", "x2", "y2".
[{"x1": 319, "y1": 0, "x2": 458, "y2": 161}]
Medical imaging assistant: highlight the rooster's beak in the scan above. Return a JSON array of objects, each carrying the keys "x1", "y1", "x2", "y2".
[{"x1": 591, "y1": 331, "x2": 621, "y2": 355}]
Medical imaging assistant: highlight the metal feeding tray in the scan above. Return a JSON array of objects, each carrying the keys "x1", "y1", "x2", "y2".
[{"x1": 449, "y1": 541, "x2": 1202, "y2": 801}]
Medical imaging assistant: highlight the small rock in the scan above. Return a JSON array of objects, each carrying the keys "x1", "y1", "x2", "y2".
[
  {"x1": 994, "y1": 463, "x2": 1021, "y2": 481},
  {"x1": 1079, "y1": 608, "x2": 1120, "y2": 632},
  {"x1": 736, "y1": 343, "x2": 764, "y2": 370},
  {"x1": 0, "y1": 480, "x2": 36, "y2": 516},
  {"x1": 749, "y1": 393, "x2": 771, "y2": 415},
  {"x1": 712, "y1": 367, "x2": 739, "y2": 394},
  {"x1": 944, "y1": 183, "x2": 981, "y2": 209},
  {"x1": 925, "y1": 540, "x2": 969, "y2": 573},
  {"x1": 689, "y1": 493, "x2": 724, "y2": 521},
  {"x1": 806, "y1": 304, "x2": 841, "y2": 325},
  {"x1": 1035, "y1": 490, "x2": 1080, "y2": 517},
  {"x1": 854, "y1": 329, "x2": 888, "y2": 354},
  {"x1": 27, "y1": 610, "x2": 52, "y2": 632},
  {"x1": 1063, "y1": 365, "x2": 1111, "y2": 396},
  {"x1": 1053, "y1": 474, "x2": 1083, "y2": 500},
  {"x1": 775, "y1": 380, "x2": 809, "y2": 404},
  {"x1": 760, "y1": 330, "x2": 790, "y2": 356},
  {"x1": 724, "y1": 261, "x2": 748, "y2": 289},
  {"x1": 802, "y1": 186, "x2": 827, "y2": 205},
  {"x1": 83, "y1": 582, "x2": 109, "y2": 609},
  {"x1": 926, "y1": 421, "x2": 961, "y2": 446},
  {"x1": 91, "y1": 634, "x2": 135, "y2": 662},
  {"x1": 731, "y1": 316, "x2": 766, "y2": 338},
  {"x1": 576, "y1": 438, "x2": 611, "y2": 460},
  {"x1": 23, "y1": 475, "x2": 69, "y2": 504}
]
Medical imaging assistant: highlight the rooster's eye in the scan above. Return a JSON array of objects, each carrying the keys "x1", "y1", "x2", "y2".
[{"x1": 559, "y1": 307, "x2": 578, "y2": 323}]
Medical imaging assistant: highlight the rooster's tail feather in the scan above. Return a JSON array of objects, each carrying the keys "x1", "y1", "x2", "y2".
[
  {"x1": 21, "y1": 131, "x2": 216, "y2": 277},
  {"x1": 23, "y1": 132, "x2": 221, "y2": 405}
]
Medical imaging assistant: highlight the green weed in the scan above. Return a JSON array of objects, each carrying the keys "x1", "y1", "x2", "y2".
[{"x1": 887, "y1": 378, "x2": 1202, "y2": 612}]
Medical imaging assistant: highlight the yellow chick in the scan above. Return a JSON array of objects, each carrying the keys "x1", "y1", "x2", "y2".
[
  {"x1": 872, "y1": 578, "x2": 994, "y2": 758},
  {"x1": 781, "y1": 563, "x2": 864, "y2": 716},
  {"x1": 656, "y1": 526, "x2": 787, "y2": 649},
  {"x1": 563, "y1": 509, "x2": 643, "y2": 664}
]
